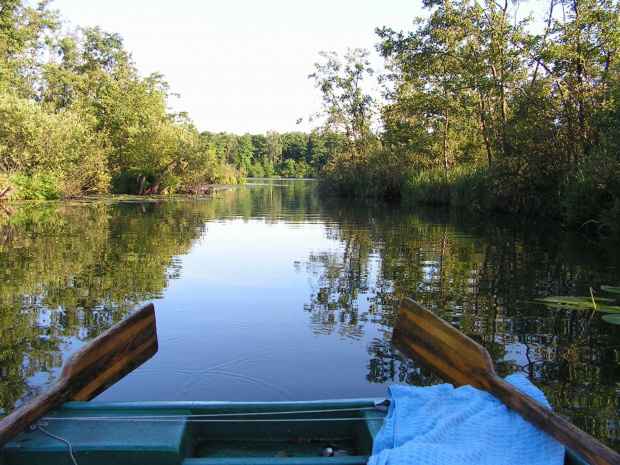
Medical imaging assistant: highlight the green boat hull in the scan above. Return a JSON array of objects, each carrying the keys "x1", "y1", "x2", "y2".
[
  {"x1": 2, "y1": 399, "x2": 383, "y2": 465},
  {"x1": 1, "y1": 398, "x2": 587, "y2": 465}
]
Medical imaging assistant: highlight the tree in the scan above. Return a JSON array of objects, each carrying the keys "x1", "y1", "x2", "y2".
[
  {"x1": 0, "y1": 8, "x2": 241, "y2": 197},
  {"x1": 265, "y1": 130, "x2": 282, "y2": 167},
  {"x1": 538, "y1": 0, "x2": 620, "y2": 165},
  {"x1": 309, "y1": 48, "x2": 376, "y2": 158},
  {"x1": 0, "y1": 93, "x2": 110, "y2": 198},
  {"x1": 281, "y1": 132, "x2": 308, "y2": 162},
  {"x1": 379, "y1": 0, "x2": 532, "y2": 186},
  {"x1": 0, "y1": 0, "x2": 59, "y2": 98},
  {"x1": 235, "y1": 133, "x2": 255, "y2": 174}
]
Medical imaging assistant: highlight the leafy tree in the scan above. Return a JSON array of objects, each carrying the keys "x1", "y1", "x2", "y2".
[
  {"x1": 541, "y1": 0, "x2": 620, "y2": 164},
  {"x1": 199, "y1": 130, "x2": 339, "y2": 179},
  {"x1": 369, "y1": 0, "x2": 620, "y2": 229},
  {"x1": 309, "y1": 48, "x2": 376, "y2": 158},
  {"x1": 0, "y1": 4, "x2": 241, "y2": 198},
  {"x1": 282, "y1": 132, "x2": 308, "y2": 162},
  {"x1": 379, "y1": 0, "x2": 531, "y2": 186},
  {"x1": 0, "y1": 0, "x2": 59, "y2": 97},
  {"x1": 265, "y1": 130, "x2": 282, "y2": 167}
]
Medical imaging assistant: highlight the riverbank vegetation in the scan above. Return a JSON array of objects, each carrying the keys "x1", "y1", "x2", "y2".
[
  {"x1": 3, "y1": 1, "x2": 619, "y2": 234},
  {"x1": 0, "y1": 1, "x2": 347, "y2": 199},
  {"x1": 0, "y1": 1, "x2": 245, "y2": 200},
  {"x1": 313, "y1": 0, "x2": 620, "y2": 234}
]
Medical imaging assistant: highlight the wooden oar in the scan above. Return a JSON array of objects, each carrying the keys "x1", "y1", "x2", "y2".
[
  {"x1": 0, "y1": 303, "x2": 158, "y2": 447},
  {"x1": 392, "y1": 297, "x2": 620, "y2": 465}
]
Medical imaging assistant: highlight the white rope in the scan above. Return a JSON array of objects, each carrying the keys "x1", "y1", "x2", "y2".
[
  {"x1": 32, "y1": 422, "x2": 79, "y2": 465},
  {"x1": 40, "y1": 406, "x2": 385, "y2": 424},
  {"x1": 39, "y1": 416, "x2": 382, "y2": 423}
]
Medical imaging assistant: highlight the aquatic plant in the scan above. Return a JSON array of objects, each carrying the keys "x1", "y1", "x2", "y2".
[{"x1": 536, "y1": 286, "x2": 620, "y2": 325}]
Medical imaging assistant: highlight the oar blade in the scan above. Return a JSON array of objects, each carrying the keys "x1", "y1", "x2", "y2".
[
  {"x1": 64, "y1": 303, "x2": 158, "y2": 401},
  {"x1": 393, "y1": 298, "x2": 620, "y2": 465},
  {"x1": 392, "y1": 297, "x2": 495, "y2": 390},
  {"x1": 0, "y1": 303, "x2": 158, "y2": 447}
]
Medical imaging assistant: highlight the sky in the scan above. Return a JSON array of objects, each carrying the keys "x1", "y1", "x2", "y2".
[{"x1": 48, "y1": 0, "x2": 425, "y2": 135}]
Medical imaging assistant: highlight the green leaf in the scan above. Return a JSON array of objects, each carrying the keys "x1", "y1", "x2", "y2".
[
  {"x1": 535, "y1": 296, "x2": 617, "y2": 311},
  {"x1": 536, "y1": 296, "x2": 592, "y2": 305},
  {"x1": 601, "y1": 314, "x2": 620, "y2": 325},
  {"x1": 538, "y1": 302, "x2": 590, "y2": 310},
  {"x1": 536, "y1": 296, "x2": 592, "y2": 310},
  {"x1": 601, "y1": 285, "x2": 620, "y2": 294},
  {"x1": 594, "y1": 306, "x2": 620, "y2": 313}
]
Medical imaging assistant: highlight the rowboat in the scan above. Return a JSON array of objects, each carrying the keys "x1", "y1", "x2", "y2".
[
  {"x1": 0, "y1": 398, "x2": 588, "y2": 465},
  {"x1": 2, "y1": 398, "x2": 383, "y2": 465},
  {"x1": 0, "y1": 300, "x2": 617, "y2": 465}
]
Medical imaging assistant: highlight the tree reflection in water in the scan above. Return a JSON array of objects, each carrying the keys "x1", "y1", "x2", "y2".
[
  {"x1": 1, "y1": 185, "x2": 618, "y2": 451},
  {"x1": 0, "y1": 199, "x2": 208, "y2": 414},
  {"x1": 303, "y1": 198, "x2": 620, "y2": 450}
]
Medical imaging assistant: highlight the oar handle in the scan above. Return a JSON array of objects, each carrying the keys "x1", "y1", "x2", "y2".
[
  {"x1": 0, "y1": 381, "x2": 69, "y2": 446},
  {"x1": 490, "y1": 376, "x2": 620, "y2": 465}
]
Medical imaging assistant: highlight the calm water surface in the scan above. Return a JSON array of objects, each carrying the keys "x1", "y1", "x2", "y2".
[{"x1": 1, "y1": 179, "x2": 619, "y2": 449}]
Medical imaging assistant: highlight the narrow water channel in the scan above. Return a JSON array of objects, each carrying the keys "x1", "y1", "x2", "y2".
[{"x1": 0, "y1": 179, "x2": 618, "y2": 449}]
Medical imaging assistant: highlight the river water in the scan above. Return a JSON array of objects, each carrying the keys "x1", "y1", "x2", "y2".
[{"x1": 1, "y1": 179, "x2": 619, "y2": 449}]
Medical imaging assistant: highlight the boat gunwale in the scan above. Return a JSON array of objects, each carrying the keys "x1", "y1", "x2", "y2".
[{"x1": 47, "y1": 398, "x2": 384, "y2": 413}]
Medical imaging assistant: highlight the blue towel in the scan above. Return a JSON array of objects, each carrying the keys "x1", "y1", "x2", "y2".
[{"x1": 369, "y1": 375, "x2": 565, "y2": 465}]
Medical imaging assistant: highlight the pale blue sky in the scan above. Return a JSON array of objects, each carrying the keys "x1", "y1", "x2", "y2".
[{"x1": 49, "y1": 0, "x2": 424, "y2": 135}]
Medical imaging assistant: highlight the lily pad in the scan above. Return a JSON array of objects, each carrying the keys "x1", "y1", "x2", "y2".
[
  {"x1": 535, "y1": 296, "x2": 591, "y2": 308},
  {"x1": 601, "y1": 313, "x2": 620, "y2": 325},
  {"x1": 601, "y1": 285, "x2": 620, "y2": 294},
  {"x1": 537, "y1": 296, "x2": 590, "y2": 304}
]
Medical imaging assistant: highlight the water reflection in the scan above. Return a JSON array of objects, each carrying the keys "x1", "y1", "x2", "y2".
[
  {"x1": 0, "y1": 199, "x2": 208, "y2": 412},
  {"x1": 304, "y1": 197, "x2": 620, "y2": 449},
  {"x1": 0, "y1": 181, "x2": 618, "y2": 450}
]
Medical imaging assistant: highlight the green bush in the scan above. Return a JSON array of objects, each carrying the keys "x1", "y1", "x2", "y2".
[
  {"x1": 0, "y1": 95, "x2": 111, "y2": 198},
  {"x1": 449, "y1": 166, "x2": 490, "y2": 210},
  {"x1": 280, "y1": 159, "x2": 310, "y2": 178},
  {"x1": 209, "y1": 162, "x2": 246, "y2": 185},
  {"x1": 112, "y1": 172, "x2": 145, "y2": 194},
  {"x1": 562, "y1": 162, "x2": 620, "y2": 234},
  {"x1": 319, "y1": 150, "x2": 372, "y2": 197},
  {"x1": 247, "y1": 162, "x2": 266, "y2": 178},
  {"x1": 402, "y1": 169, "x2": 452, "y2": 205},
  {"x1": 401, "y1": 165, "x2": 490, "y2": 210},
  {"x1": 9, "y1": 172, "x2": 62, "y2": 200}
]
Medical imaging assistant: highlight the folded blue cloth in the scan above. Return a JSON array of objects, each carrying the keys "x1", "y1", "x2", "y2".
[{"x1": 369, "y1": 375, "x2": 565, "y2": 465}]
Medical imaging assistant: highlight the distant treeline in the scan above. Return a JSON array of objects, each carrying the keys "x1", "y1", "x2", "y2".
[
  {"x1": 311, "y1": 0, "x2": 620, "y2": 234},
  {"x1": 200, "y1": 131, "x2": 346, "y2": 179}
]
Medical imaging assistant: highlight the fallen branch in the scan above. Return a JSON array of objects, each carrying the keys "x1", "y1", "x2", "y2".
[
  {"x1": 581, "y1": 219, "x2": 601, "y2": 229},
  {"x1": 0, "y1": 204, "x2": 15, "y2": 216},
  {"x1": 146, "y1": 161, "x2": 177, "y2": 195},
  {"x1": 0, "y1": 187, "x2": 15, "y2": 200}
]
